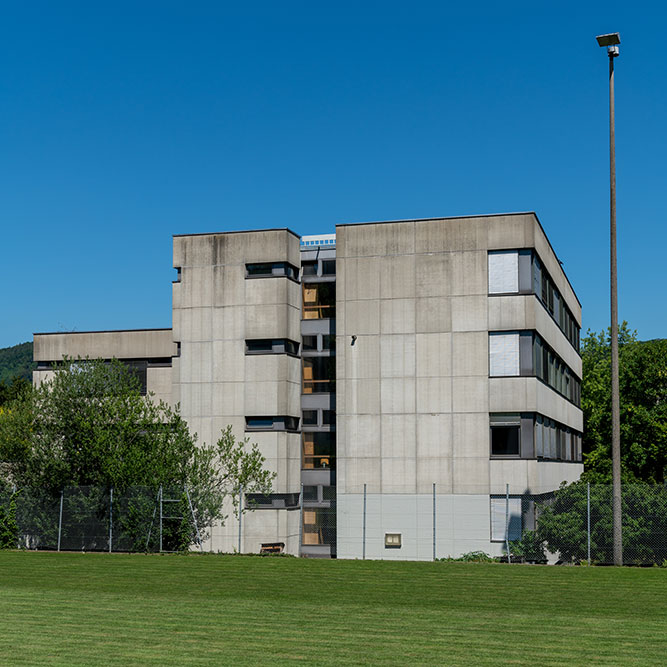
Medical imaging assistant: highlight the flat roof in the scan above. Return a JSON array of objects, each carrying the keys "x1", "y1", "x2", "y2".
[
  {"x1": 173, "y1": 228, "x2": 300, "y2": 239},
  {"x1": 34, "y1": 328, "x2": 172, "y2": 337}
]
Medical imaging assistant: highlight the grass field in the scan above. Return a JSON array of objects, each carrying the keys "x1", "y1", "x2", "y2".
[{"x1": 1, "y1": 552, "x2": 666, "y2": 666}]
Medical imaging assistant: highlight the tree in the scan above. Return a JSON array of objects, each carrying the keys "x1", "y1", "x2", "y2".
[
  {"x1": 535, "y1": 481, "x2": 667, "y2": 565},
  {"x1": 0, "y1": 376, "x2": 31, "y2": 408},
  {"x1": 581, "y1": 324, "x2": 667, "y2": 483},
  {"x1": 0, "y1": 358, "x2": 274, "y2": 544}
]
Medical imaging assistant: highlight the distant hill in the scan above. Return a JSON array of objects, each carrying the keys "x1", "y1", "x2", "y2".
[{"x1": 0, "y1": 342, "x2": 35, "y2": 383}]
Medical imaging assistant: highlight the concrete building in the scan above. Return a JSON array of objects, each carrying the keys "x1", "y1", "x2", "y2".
[{"x1": 33, "y1": 212, "x2": 583, "y2": 559}]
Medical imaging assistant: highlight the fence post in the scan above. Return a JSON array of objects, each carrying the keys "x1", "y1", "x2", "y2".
[
  {"x1": 587, "y1": 482, "x2": 591, "y2": 566},
  {"x1": 57, "y1": 489, "x2": 64, "y2": 552},
  {"x1": 237, "y1": 484, "x2": 243, "y2": 554},
  {"x1": 109, "y1": 487, "x2": 113, "y2": 553},
  {"x1": 362, "y1": 483, "x2": 367, "y2": 560},
  {"x1": 298, "y1": 483, "x2": 303, "y2": 557},
  {"x1": 505, "y1": 484, "x2": 511, "y2": 564},
  {"x1": 432, "y1": 482, "x2": 436, "y2": 561},
  {"x1": 159, "y1": 486, "x2": 163, "y2": 553}
]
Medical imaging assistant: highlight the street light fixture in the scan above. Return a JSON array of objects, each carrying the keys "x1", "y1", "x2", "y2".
[{"x1": 596, "y1": 31, "x2": 622, "y2": 566}]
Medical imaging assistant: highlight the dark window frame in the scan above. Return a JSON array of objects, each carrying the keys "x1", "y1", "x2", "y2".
[
  {"x1": 245, "y1": 338, "x2": 300, "y2": 356},
  {"x1": 245, "y1": 262, "x2": 299, "y2": 282},
  {"x1": 245, "y1": 416, "x2": 300, "y2": 432}
]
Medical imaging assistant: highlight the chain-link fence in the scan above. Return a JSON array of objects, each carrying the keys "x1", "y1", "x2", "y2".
[
  {"x1": 0, "y1": 485, "x2": 207, "y2": 553},
  {"x1": 2, "y1": 481, "x2": 666, "y2": 563},
  {"x1": 338, "y1": 482, "x2": 667, "y2": 565}
]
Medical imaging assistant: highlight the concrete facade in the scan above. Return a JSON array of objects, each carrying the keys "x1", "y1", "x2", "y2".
[
  {"x1": 33, "y1": 212, "x2": 583, "y2": 560},
  {"x1": 172, "y1": 230, "x2": 302, "y2": 553},
  {"x1": 335, "y1": 214, "x2": 583, "y2": 559}
]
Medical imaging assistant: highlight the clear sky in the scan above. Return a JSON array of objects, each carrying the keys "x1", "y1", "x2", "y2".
[{"x1": 2, "y1": 1, "x2": 664, "y2": 348}]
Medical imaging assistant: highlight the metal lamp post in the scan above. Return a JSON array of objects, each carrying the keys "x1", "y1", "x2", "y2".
[{"x1": 596, "y1": 31, "x2": 622, "y2": 566}]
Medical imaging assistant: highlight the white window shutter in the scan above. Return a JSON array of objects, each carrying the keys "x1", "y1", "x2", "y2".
[
  {"x1": 489, "y1": 333, "x2": 520, "y2": 376},
  {"x1": 488, "y1": 251, "x2": 519, "y2": 294}
]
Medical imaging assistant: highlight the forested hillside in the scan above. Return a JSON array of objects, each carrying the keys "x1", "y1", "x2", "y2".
[{"x1": 0, "y1": 342, "x2": 35, "y2": 383}]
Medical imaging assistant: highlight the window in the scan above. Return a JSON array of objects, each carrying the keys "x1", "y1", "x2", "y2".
[
  {"x1": 301, "y1": 334, "x2": 336, "y2": 354},
  {"x1": 489, "y1": 333, "x2": 520, "y2": 376},
  {"x1": 533, "y1": 335, "x2": 581, "y2": 406},
  {"x1": 245, "y1": 262, "x2": 299, "y2": 281},
  {"x1": 245, "y1": 339, "x2": 299, "y2": 356},
  {"x1": 302, "y1": 261, "x2": 317, "y2": 276},
  {"x1": 303, "y1": 357, "x2": 336, "y2": 393},
  {"x1": 246, "y1": 493, "x2": 299, "y2": 509},
  {"x1": 322, "y1": 410, "x2": 335, "y2": 425},
  {"x1": 490, "y1": 496, "x2": 522, "y2": 541},
  {"x1": 302, "y1": 507, "x2": 336, "y2": 546},
  {"x1": 531, "y1": 252, "x2": 580, "y2": 350},
  {"x1": 303, "y1": 283, "x2": 335, "y2": 319},
  {"x1": 302, "y1": 432, "x2": 335, "y2": 469},
  {"x1": 302, "y1": 410, "x2": 318, "y2": 426},
  {"x1": 488, "y1": 251, "x2": 519, "y2": 294},
  {"x1": 301, "y1": 408, "x2": 335, "y2": 428},
  {"x1": 322, "y1": 335, "x2": 336, "y2": 351},
  {"x1": 322, "y1": 260, "x2": 336, "y2": 275},
  {"x1": 302, "y1": 335, "x2": 318, "y2": 351},
  {"x1": 245, "y1": 416, "x2": 299, "y2": 432},
  {"x1": 493, "y1": 413, "x2": 582, "y2": 463},
  {"x1": 534, "y1": 415, "x2": 581, "y2": 462},
  {"x1": 490, "y1": 414, "x2": 521, "y2": 456}
]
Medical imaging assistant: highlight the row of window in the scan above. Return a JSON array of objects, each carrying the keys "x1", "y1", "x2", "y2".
[
  {"x1": 244, "y1": 260, "x2": 336, "y2": 282},
  {"x1": 245, "y1": 262, "x2": 300, "y2": 281},
  {"x1": 533, "y1": 334, "x2": 581, "y2": 405},
  {"x1": 489, "y1": 331, "x2": 581, "y2": 406},
  {"x1": 245, "y1": 339, "x2": 300, "y2": 356},
  {"x1": 302, "y1": 409, "x2": 335, "y2": 428},
  {"x1": 302, "y1": 334, "x2": 336, "y2": 353},
  {"x1": 532, "y1": 255, "x2": 580, "y2": 349},
  {"x1": 488, "y1": 250, "x2": 580, "y2": 351},
  {"x1": 244, "y1": 336, "x2": 336, "y2": 356},
  {"x1": 490, "y1": 412, "x2": 582, "y2": 462},
  {"x1": 302, "y1": 259, "x2": 336, "y2": 277},
  {"x1": 245, "y1": 416, "x2": 299, "y2": 432}
]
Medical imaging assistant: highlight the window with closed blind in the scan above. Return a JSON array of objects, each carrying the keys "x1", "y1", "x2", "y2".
[
  {"x1": 489, "y1": 332, "x2": 520, "y2": 376},
  {"x1": 490, "y1": 496, "x2": 522, "y2": 541},
  {"x1": 488, "y1": 251, "x2": 519, "y2": 294},
  {"x1": 489, "y1": 331, "x2": 581, "y2": 406},
  {"x1": 489, "y1": 249, "x2": 581, "y2": 353}
]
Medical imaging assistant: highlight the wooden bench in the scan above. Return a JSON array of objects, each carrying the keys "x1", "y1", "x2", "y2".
[{"x1": 260, "y1": 542, "x2": 285, "y2": 554}]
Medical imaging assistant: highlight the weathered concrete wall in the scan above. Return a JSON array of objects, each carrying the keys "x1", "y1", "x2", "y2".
[
  {"x1": 33, "y1": 329, "x2": 175, "y2": 406},
  {"x1": 336, "y1": 213, "x2": 583, "y2": 558},
  {"x1": 172, "y1": 229, "x2": 302, "y2": 553},
  {"x1": 33, "y1": 329, "x2": 176, "y2": 361}
]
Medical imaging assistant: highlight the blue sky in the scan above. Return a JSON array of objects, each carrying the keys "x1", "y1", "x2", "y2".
[{"x1": 2, "y1": 1, "x2": 664, "y2": 348}]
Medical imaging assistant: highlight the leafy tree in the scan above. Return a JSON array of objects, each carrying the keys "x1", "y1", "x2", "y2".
[
  {"x1": 535, "y1": 481, "x2": 667, "y2": 565},
  {"x1": 0, "y1": 358, "x2": 274, "y2": 544},
  {"x1": 581, "y1": 324, "x2": 667, "y2": 483},
  {"x1": 0, "y1": 342, "x2": 35, "y2": 383},
  {"x1": 0, "y1": 376, "x2": 31, "y2": 408}
]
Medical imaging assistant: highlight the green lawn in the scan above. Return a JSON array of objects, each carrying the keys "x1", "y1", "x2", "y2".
[{"x1": 0, "y1": 552, "x2": 665, "y2": 665}]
